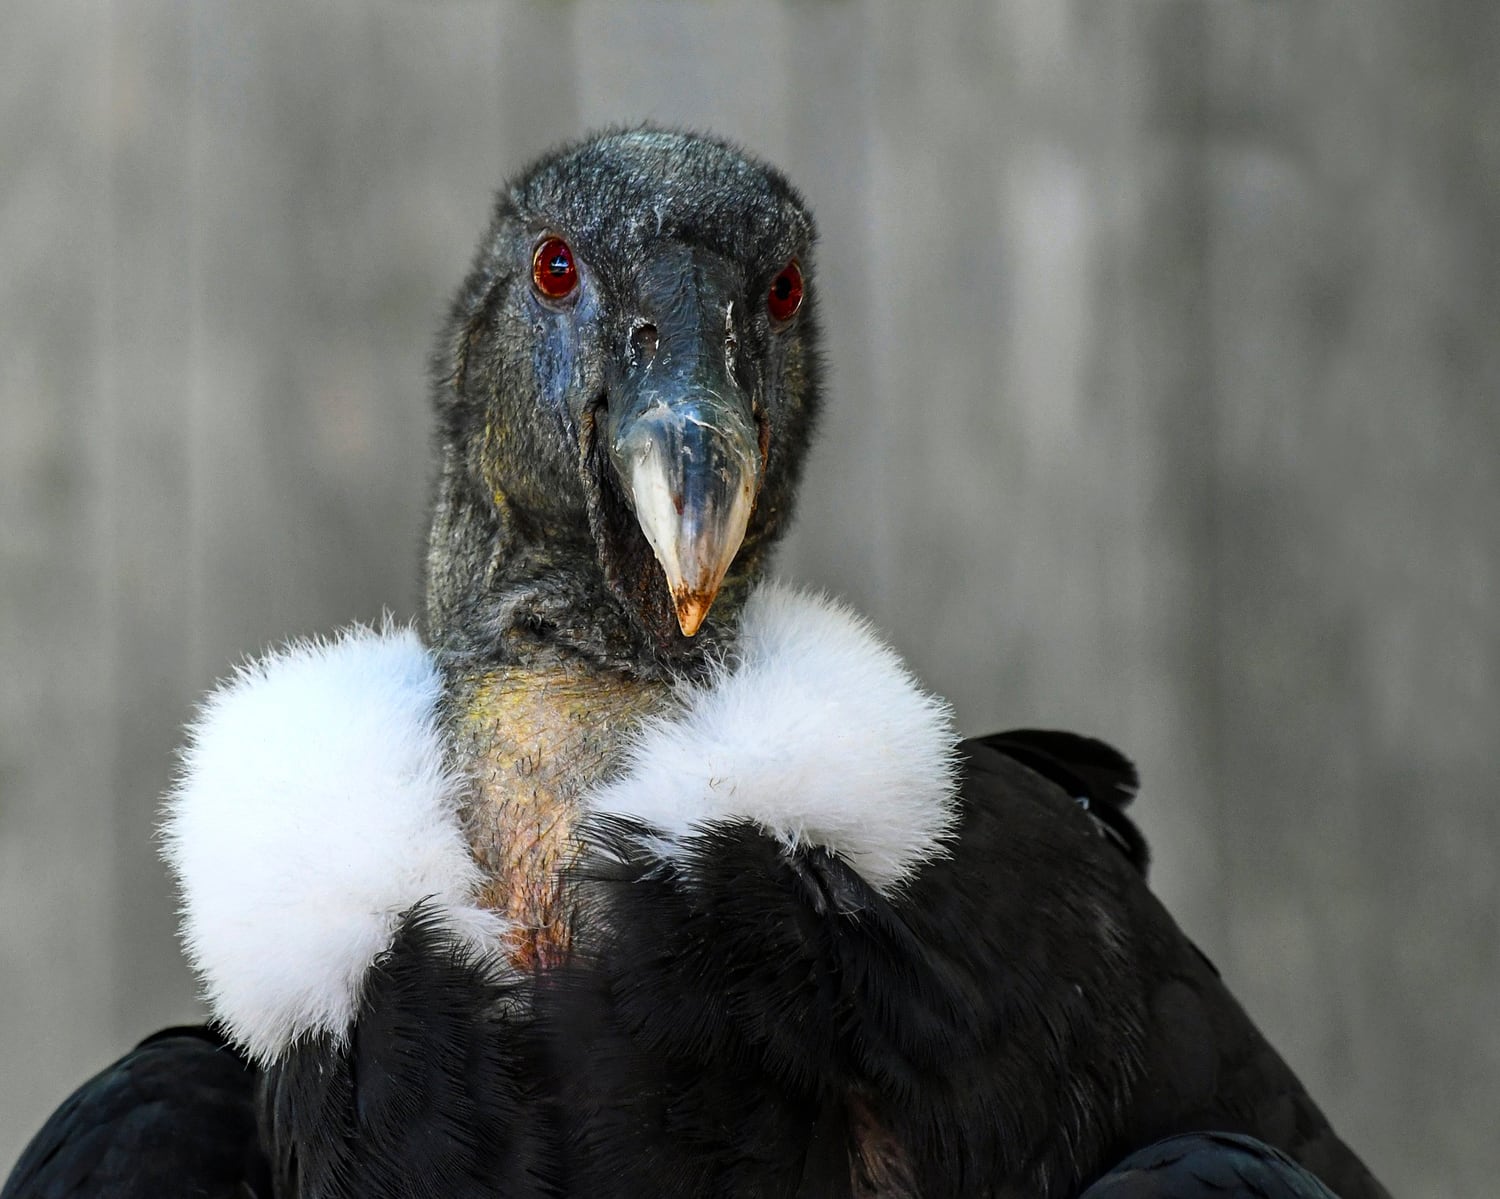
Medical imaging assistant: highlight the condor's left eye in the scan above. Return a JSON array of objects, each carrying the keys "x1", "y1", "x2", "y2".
[
  {"x1": 767, "y1": 260, "x2": 804, "y2": 323},
  {"x1": 532, "y1": 237, "x2": 579, "y2": 301}
]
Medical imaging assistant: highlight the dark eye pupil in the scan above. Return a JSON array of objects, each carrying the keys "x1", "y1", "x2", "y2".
[
  {"x1": 773, "y1": 278, "x2": 791, "y2": 299},
  {"x1": 547, "y1": 254, "x2": 569, "y2": 276}
]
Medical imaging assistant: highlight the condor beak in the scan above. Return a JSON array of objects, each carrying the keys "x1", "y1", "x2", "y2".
[
  {"x1": 608, "y1": 391, "x2": 759, "y2": 636},
  {"x1": 605, "y1": 250, "x2": 762, "y2": 637}
]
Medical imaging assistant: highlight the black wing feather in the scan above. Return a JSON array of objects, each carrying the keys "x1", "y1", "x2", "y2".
[
  {"x1": 976, "y1": 728, "x2": 1150, "y2": 874},
  {"x1": 1, "y1": 1026, "x2": 269, "y2": 1199},
  {"x1": 1080, "y1": 1132, "x2": 1340, "y2": 1197}
]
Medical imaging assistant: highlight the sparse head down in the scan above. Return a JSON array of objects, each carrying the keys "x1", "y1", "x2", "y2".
[{"x1": 426, "y1": 128, "x2": 822, "y2": 675}]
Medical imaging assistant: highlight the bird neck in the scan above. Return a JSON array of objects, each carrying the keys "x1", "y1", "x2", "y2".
[
  {"x1": 423, "y1": 466, "x2": 766, "y2": 968},
  {"x1": 442, "y1": 655, "x2": 670, "y2": 970}
]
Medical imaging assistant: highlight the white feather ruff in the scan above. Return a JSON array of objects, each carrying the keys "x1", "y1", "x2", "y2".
[
  {"x1": 160, "y1": 624, "x2": 504, "y2": 1066},
  {"x1": 161, "y1": 585, "x2": 960, "y2": 1064},
  {"x1": 587, "y1": 583, "x2": 961, "y2": 890}
]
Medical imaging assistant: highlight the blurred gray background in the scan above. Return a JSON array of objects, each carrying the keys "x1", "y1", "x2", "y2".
[{"x1": 3, "y1": 1, "x2": 1496, "y2": 1193}]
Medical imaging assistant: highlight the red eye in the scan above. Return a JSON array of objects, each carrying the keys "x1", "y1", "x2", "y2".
[
  {"x1": 532, "y1": 237, "x2": 578, "y2": 301},
  {"x1": 767, "y1": 260, "x2": 804, "y2": 322}
]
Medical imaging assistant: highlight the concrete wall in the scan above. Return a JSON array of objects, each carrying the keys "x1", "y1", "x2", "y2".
[{"x1": 3, "y1": 2, "x2": 1495, "y2": 1193}]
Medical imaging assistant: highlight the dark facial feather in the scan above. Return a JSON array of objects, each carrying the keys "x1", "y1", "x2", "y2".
[{"x1": 426, "y1": 128, "x2": 821, "y2": 674}]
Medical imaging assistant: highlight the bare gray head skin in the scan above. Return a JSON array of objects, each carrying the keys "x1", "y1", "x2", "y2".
[{"x1": 424, "y1": 128, "x2": 821, "y2": 678}]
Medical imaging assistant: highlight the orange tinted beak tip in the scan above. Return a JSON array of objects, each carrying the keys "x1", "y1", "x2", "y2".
[{"x1": 673, "y1": 590, "x2": 715, "y2": 638}]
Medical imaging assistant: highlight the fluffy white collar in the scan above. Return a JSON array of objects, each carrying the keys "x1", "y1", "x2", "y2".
[{"x1": 162, "y1": 583, "x2": 959, "y2": 1064}]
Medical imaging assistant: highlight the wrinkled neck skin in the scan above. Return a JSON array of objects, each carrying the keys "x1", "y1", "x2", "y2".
[
  {"x1": 423, "y1": 462, "x2": 764, "y2": 682},
  {"x1": 423, "y1": 463, "x2": 769, "y2": 967}
]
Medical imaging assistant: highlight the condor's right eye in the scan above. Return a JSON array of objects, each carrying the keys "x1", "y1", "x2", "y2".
[{"x1": 532, "y1": 237, "x2": 579, "y2": 301}]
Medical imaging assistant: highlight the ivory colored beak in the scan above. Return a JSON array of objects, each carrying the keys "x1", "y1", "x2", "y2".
[{"x1": 609, "y1": 396, "x2": 761, "y2": 637}]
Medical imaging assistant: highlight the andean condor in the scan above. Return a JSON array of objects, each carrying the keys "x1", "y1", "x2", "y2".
[{"x1": 2, "y1": 129, "x2": 1390, "y2": 1199}]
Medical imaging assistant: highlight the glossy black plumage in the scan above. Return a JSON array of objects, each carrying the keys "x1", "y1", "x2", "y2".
[
  {"x1": 0, "y1": 1026, "x2": 269, "y2": 1199},
  {"x1": 238, "y1": 725, "x2": 1380, "y2": 1199},
  {"x1": 1078, "y1": 1132, "x2": 1339, "y2": 1197}
]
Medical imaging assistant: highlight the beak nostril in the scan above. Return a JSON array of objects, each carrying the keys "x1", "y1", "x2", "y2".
[{"x1": 631, "y1": 322, "x2": 660, "y2": 364}]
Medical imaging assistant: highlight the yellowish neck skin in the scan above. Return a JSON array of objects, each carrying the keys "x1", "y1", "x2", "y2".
[{"x1": 445, "y1": 659, "x2": 670, "y2": 970}]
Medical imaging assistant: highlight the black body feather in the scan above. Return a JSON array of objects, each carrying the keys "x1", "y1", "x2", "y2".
[
  {"x1": 260, "y1": 908, "x2": 555, "y2": 1199},
  {"x1": 548, "y1": 736, "x2": 1386, "y2": 1198}
]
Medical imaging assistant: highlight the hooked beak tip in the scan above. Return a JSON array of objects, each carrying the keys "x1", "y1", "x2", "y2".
[{"x1": 672, "y1": 589, "x2": 715, "y2": 638}]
